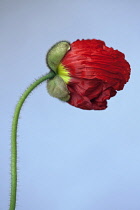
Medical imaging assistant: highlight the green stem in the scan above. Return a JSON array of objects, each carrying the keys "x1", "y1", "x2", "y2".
[{"x1": 9, "y1": 71, "x2": 55, "y2": 210}]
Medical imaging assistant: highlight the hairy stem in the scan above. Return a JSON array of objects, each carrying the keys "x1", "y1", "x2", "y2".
[{"x1": 10, "y1": 71, "x2": 55, "y2": 210}]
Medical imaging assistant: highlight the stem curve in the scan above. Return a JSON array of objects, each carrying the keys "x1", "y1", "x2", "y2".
[{"x1": 9, "y1": 71, "x2": 55, "y2": 210}]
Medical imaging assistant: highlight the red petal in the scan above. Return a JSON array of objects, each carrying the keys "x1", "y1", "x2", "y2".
[
  {"x1": 61, "y1": 39, "x2": 131, "y2": 91},
  {"x1": 67, "y1": 77, "x2": 116, "y2": 110}
]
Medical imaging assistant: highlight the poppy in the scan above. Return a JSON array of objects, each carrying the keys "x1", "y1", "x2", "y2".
[{"x1": 46, "y1": 39, "x2": 131, "y2": 110}]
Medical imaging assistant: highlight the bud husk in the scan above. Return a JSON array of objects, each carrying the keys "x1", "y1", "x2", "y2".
[
  {"x1": 46, "y1": 41, "x2": 70, "y2": 72},
  {"x1": 47, "y1": 75, "x2": 70, "y2": 101}
]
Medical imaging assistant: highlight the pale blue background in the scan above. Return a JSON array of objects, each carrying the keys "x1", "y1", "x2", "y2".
[{"x1": 1, "y1": 0, "x2": 140, "y2": 210}]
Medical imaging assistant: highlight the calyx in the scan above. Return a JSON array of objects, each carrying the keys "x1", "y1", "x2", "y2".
[
  {"x1": 46, "y1": 41, "x2": 70, "y2": 72},
  {"x1": 47, "y1": 75, "x2": 70, "y2": 101}
]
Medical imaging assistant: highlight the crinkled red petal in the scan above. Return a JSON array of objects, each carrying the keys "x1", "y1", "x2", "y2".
[
  {"x1": 61, "y1": 39, "x2": 131, "y2": 91},
  {"x1": 67, "y1": 77, "x2": 116, "y2": 110}
]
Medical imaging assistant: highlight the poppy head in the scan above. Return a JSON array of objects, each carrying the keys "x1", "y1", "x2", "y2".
[{"x1": 46, "y1": 39, "x2": 131, "y2": 110}]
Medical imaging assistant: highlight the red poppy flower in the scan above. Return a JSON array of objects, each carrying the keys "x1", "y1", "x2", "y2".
[{"x1": 47, "y1": 39, "x2": 131, "y2": 110}]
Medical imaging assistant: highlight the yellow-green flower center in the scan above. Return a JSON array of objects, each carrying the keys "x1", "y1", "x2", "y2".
[{"x1": 57, "y1": 63, "x2": 71, "y2": 84}]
